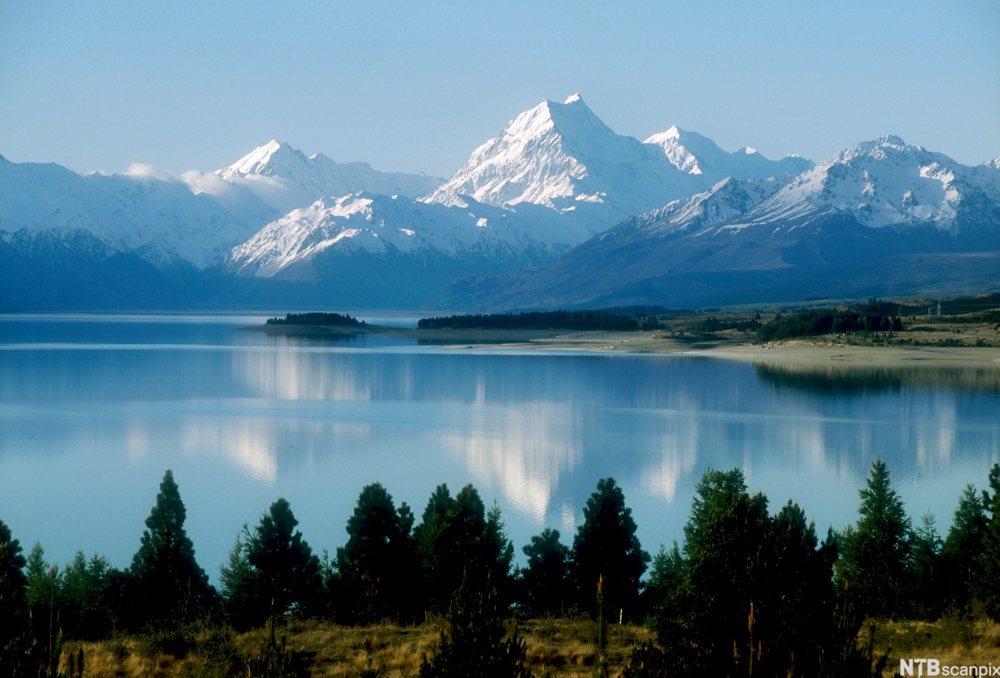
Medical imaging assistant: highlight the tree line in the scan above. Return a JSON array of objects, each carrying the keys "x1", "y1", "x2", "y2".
[
  {"x1": 265, "y1": 312, "x2": 365, "y2": 327},
  {"x1": 417, "y1": 310, "x2": 658, "y2": 331},
  {"x1": 1, "y1": 462, "x2": 998, "y2": 676},
  {"x1": 756, "y1": 304, "x2": 904, "y2": 342}
]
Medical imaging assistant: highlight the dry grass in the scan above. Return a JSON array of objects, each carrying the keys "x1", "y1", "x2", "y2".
[
  {"x1": 64, "y1": 618, "x2": 652, "y2": 677},
  {"x1": 63, "y1": 617, "x2": 998, "y2": 677},
  {"x1": 873, "y1": 618, "x2": 1000, "y2": 676}
]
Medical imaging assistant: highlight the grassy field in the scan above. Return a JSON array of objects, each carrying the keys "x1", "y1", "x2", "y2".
[
  {"x1": 61, "y1": 617, "x2": 1000, "y2": 677},
  {"x1": 65, "y1": 618, "x2": 651, "y2": 677},
  {"x1": 872, "y1": 617, "x2": 1000, "y2": 676}
]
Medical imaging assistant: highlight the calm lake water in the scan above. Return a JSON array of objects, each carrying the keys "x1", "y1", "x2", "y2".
[{"x1": 1, "y1": 314, "x2": 998, "y2": 578}]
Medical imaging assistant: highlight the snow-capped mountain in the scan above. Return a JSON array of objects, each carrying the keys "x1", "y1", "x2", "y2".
[
  {"x1": 3, "y1": 93, "x2": 997, "y2": 311},
  {"x1": 733, "y1": 135, "x2": 1000, "y2": 235},
  {"x1": 0, "y1": 154, "x2": 277, "y2": 267},
  {"x1": 218, "y1": 140, "x2": 442, "y2": 213},
  {"x1": 595, "y1": 177, "x2": 780, "y2": 243},
  {"x1": 456, "y1": 136, "x2": 1000, "y2": 310},
  {"x1": 424, "y1": 94, "x2": 702, "y2": 230},
  {"x1": 230, "y1": 192, "x2": 582, "y2": 280},
  {"x1": 644, "y1": 125, "x2": 812, "y2": 181}
]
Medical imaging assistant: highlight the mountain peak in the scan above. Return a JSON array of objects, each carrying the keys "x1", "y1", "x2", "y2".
[
  {"x1": 878, "y1": 134, "x2": 907, "y2": 147},
  {"x1": 219, "y1": 139, "x2": 305, "y2": 179},
  {"x1": 645, "y1": 126, "x2": 812, "y2": 181},
  {"x1": 424, "y1": 94, "x2": 695, "y2": 223},
  {"x1": 645, "y1": 125, "x2": 684, "y2": 143},
  {"x1": 836, "y1": 135, "x2": 923, "y2": 164}
]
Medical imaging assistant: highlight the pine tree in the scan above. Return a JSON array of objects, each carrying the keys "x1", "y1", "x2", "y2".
[
  {"x1": 680, "y1": 469, "x2": 772, "y2": 673},
  {"x1": 127, "y1": 470, "x2": 214, "y2": 629},
  {"x1": 519, "y1": 528, "x2": 570, "y2": 617},
  {"x1": 981, "y1": 464, "x2": 1000, "y2": 620},
  {"x1": 415, "y1": 484, "x2": 515, "y2": 614},
  {"x1": 24, "y1": 543, "x2": 52, "y2": 608},
  {"x1": 836, "y1": 459, "x2": 911, "y2": 617},
  {"x1": 336, "y1": 483, "x2": 417, "y2": 623},
  {"x1": 419, "y1": 572, "x2": 530, "y2": 677},
  {"x1": 909, "y1": 513, "x2": 943, "y2": 617},
  {"x1": 0, "y1": 518, "x2": 29, "y2": 669},
  {"x1": 941, "y1": 484, "x2": 988, "y2": 611},
  {"x1": 484, "y1": 503, "x2": 516, "y2": 607},
  {"x1": 571, "y1": 478, "x2": 649, "y2": 621},
  {"x1": 247, "y1": 498, "x2": 322, "y2": 621},
  {"x1": 415, "y1": 484, "x2": 454, "y2": 611},
  {"x1": 628, "y1": 471, "x2": 872, "y2": 677},
  {"x1": 767, "y1": 501, "x2": 839, "y2": 673},
  {"x1": 58, "y1": 551, "x2": 113, "y2": 639},
  {"x1": 219, "y1": 526, "x2": 264, "y2": 630},
  {"x1": 642, "y1": 542, "x2": 686, "y2": 625}
]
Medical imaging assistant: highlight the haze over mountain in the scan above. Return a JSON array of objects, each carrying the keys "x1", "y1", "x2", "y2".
[
  {"x1": 1, "y1": 94, "x2": 997, "y2": 311},
  {"x1": 0, "y1": 154, "x2": 276, "y2": 268}
]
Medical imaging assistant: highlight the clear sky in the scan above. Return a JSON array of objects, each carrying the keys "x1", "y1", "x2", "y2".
[{"x1": 2, "y1": 1, "x2": 998, "y2": 177}]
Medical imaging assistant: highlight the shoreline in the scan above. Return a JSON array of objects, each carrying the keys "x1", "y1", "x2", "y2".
[{"x1": 249, "y1": 324, "x2": 1000, "y2": 369}]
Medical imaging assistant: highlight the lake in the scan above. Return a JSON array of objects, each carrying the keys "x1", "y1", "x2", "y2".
[{"x1": 1, "y1": 314, "x2": 998, "y2": 579}]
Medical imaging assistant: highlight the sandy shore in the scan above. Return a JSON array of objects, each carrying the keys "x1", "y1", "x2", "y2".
[
  {"x1": 701, "y1": 341, "x2": 1000, "y2": 369},
  {"x1": 250, "y1": 324, "x2": 1000, "y2": 369},
  {"x1": 440, "y1": 331, "x2": 1000, "y2": 369}
]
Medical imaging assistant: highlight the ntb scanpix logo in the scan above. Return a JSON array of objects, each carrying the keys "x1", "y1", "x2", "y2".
[{"x1": 900, "y1": 658, "x2": 1000, "y2": 676}]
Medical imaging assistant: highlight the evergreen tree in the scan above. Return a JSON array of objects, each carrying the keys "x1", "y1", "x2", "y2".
[
  {"x1": 628, "y1": 471, "x2": 869, "y2": 677},
  {"x1": 909, "y1": 513, "x2": 943, "y2": 618},
  {"x1": 336, "y1": 483, "x2": 418, "y2": 623},
  {"x1": 24, "y1": 551, "x2": 61, "y2": 675},
  {"x1": 247, "y1": 498, "x2": 322, "y2": 621},
  {"x1": 219, "y1": 526, "x2": 264, "y2": 630},
  {"x1": 643, "y1": 544, "x2": 685, "y2": 608},
  {"x1": 0, "y1": 518, "x2": 29, "y2": 670},
  {"x1": 484, "y1": 503, "x2": 516, "y2": 607},
  {"x1": 415, "y1": 484, "x2": 515, "y2": 613},
  {"x1": 981, "y1": 464, "x2": 1000, "y2": 620},
  {"x1": 767, "y1": 502, "x2": 839, "y2": 673},
  {"x1": 415, "y1": 484, "x2": 454, "y2": 611},
  {"x1": 519, "y1": 529, "x2": 570, "y2": 617},
  {"x1": 24, "y1": 543, "x2": 52, "y2": 608},
  {"x1": 61, "y1": 551, "x2": 113, "y2": 639},
  {"x1": 127, "y1": 469, "x2": 214, "y2": 629},
  {"x1": 941, "y1": 484, "x2": 987, "y2": 612},
  {"x1": 571, "y1": 478, "x2": 649, "y2": 621},
  {"x1": 836, "y1": 459, "x2": 911, "y2": 617},
  {"x1": 419, "y1": 572, "x2": 530, "y2": 677},
  {"x1": 679, "y1": 469, "x2": 773, "y2": 672},
  {"x1": 640, "y1": 543, "x2": 687, "y2": 645}
]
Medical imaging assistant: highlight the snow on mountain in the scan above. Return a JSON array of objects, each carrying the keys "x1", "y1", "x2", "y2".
[
  {"x1": 644, "y1": 125, "x2": 812, "y2": 181},
  {"x1": 0, "y1": 155, "x2": 277, "y2": 267},
  {"x1": 218, "y1": 139, "x2": 442, "y2": 213},
  {"x1": 596, "y1": 177, "x2": 780, "y2": 243},
  {"x1": 424, "y1": 94, "x2": 701, "y2": 229},
  {"x1": 230, "y1": 192, "x2": 582, "y2": 279},
  {"x1": 729, "y1": 135, "x2": 1000, "y2": 235},
  {"x1": 456, "y1": 136, "x2": 1000, "y2": 310}
]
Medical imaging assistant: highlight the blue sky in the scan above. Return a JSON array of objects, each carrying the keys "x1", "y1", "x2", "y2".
[{"x1": 2, "y1": 1, "x2": 998, "y2": 176}]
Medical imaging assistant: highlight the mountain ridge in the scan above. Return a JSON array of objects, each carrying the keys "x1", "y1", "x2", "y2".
[{"x1": 2, "y1": 95, "x2": 997, "y2": 311}]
